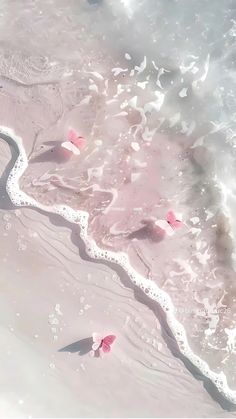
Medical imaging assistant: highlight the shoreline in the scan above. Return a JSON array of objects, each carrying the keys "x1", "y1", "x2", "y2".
[{"x1": 0, "y1": 126, "x2": 236, "y2": 411}]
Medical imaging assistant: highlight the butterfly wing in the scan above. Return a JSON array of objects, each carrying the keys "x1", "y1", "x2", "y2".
[
  {"x1": 101, "y1": 335, "x2": 116, "y2": 353},
  {"x1": 92, "y1": 332, "x2": 103, "y2": 343},
  {"x1": 92, "y1": 332, "x2": 103, "y2": 351},
  {"x1": 166, "y1": 211, "x2": 182, "y2": 229},
  {"x1": 92, "y1": 342, "x2": 101, "y2": 350},
  {"x1": 166, "y1": 211, "x2": 175, "y2": 226},
  {"x1": 102, "y1": 335, "x2": 116, "y2": 345},
  {"x1": 173, "y1": 219, "x2": 182, "y2": 228},
  {"x1": 90, "y1": 350, "x2": 95, "y2": 357},
  {"x1": 68, "y1": 128, "x2": 78, "y2": 142},
  {"x1": 101, "y1": 341, "x2": 111, "y2": 353},
  {"x1": 72, "y1": 136, "x2": 86, "y2": 150},
  {"x1": 61, "y1": 141, "x2": 80, "y2": 155},
  {"x1": 155, "y1": 220, "x2": 174, "y2": 236}
]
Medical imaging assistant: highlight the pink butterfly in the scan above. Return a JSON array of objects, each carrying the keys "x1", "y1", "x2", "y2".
[
  {"x1": 61, "y1": 128, "x2": 86, "y2": 155},
  {"x1": 166, "y1": 210, "x2": 182, "y2": 229},
  {"x1": 92, "y1": 332, "x2": 116, "y2": 354}
]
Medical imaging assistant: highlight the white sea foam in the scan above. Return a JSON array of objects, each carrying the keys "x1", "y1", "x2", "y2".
[{"x1": 1, "y1": 125, "x2": 236, "y2": 405}]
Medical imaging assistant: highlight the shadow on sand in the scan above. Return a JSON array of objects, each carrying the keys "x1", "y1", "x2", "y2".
[{"x1": 59, "y1": 337, "x2": 93, "y2": 356}]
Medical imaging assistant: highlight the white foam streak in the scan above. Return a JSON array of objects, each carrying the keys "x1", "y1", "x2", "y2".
[{"x1": 1, "y1": 126, "x2": 236, "y2": 405}]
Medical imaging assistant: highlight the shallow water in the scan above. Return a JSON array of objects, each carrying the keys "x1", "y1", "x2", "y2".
[{"x1": 1, "y1": 0, "x2": 236, "y2": 416}]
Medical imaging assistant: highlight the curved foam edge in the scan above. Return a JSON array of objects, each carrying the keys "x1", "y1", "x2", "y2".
[{"x1": 1, "y1": 125, "x2": 236, "y2": 405}]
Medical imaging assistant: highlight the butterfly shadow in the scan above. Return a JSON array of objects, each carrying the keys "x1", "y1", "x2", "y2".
[
  {"x1": 29, "y1": 145, "x2": 71, "y2": 164},
  {"x1": 128, "y1": 220, "x2": 165, "y2": 243},
  {"x1": 59, "y1": 337, "x2": 96, "y2": 356}
]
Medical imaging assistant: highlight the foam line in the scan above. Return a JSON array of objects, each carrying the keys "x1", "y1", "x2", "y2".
[{"x1": 1, "y1": 125, "x2": 236, "y2": 405}]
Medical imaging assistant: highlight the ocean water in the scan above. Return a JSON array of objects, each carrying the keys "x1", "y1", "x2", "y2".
[{"x1": 1, "y1": 0, "x2": 236, "y2": 416}]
